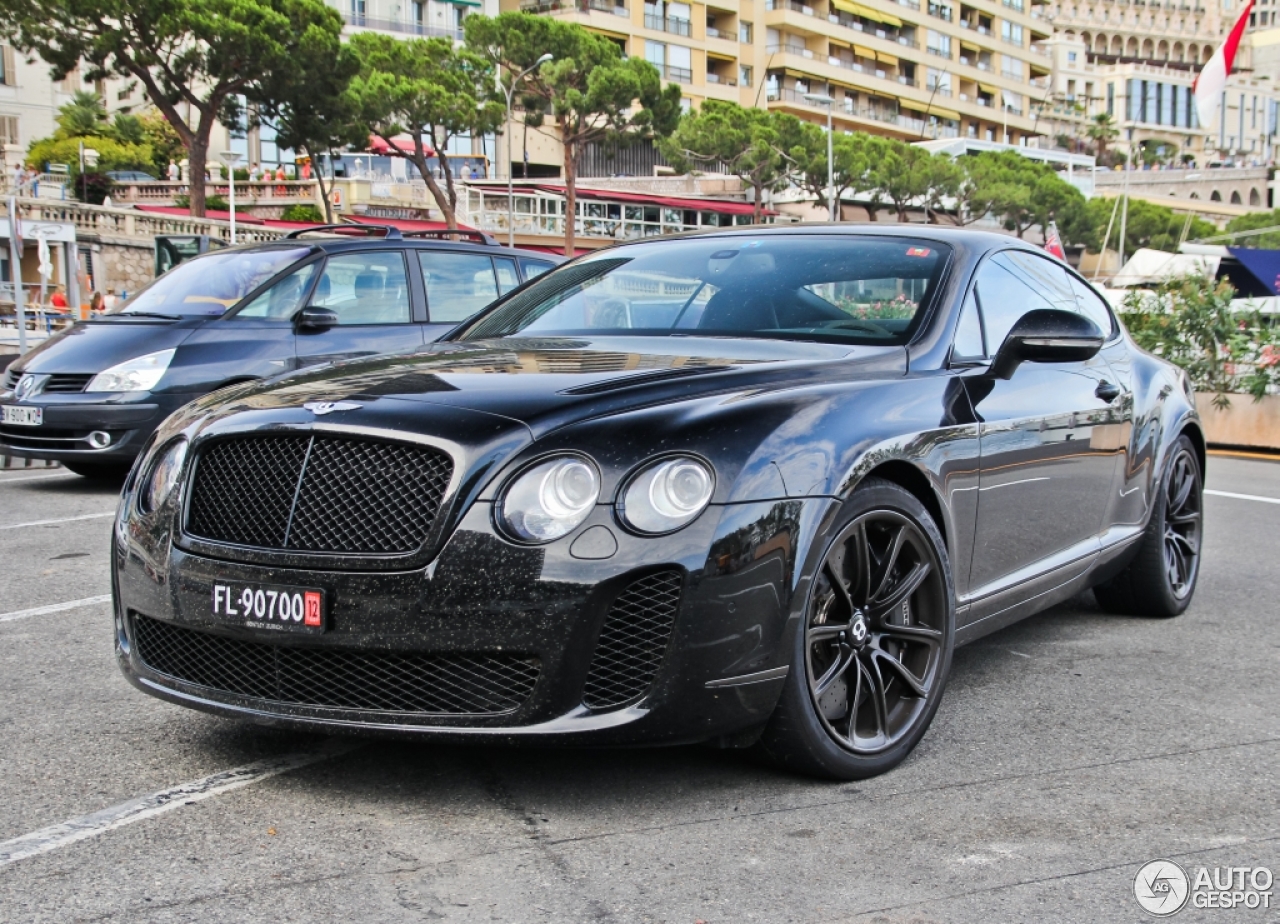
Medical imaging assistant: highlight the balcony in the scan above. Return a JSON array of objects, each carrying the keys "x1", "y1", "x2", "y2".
[
  {"x1": 766, "y1": 42, "x2": 816, "y2": 59},
  {"x1": 521, "y1": 0, "x2": 628, "y2": 12},
  {"x1": 341, "y1": 12, "x2": 462, "y2": 38},
  {"x1": 765, "y1": 0, "x2": 816, "y2": 12},
  {"x1": 705, "y1": 26, "x2": 738, "y2": 40},
  {"x1": 705, "y1": 73, "x2": 739, "y2": 85},
  {"x1": 644, "y1": 14, "x2": 692, "y2": 34},
  {"x1": 665, "y1": 64, "x2": 693, "y2": 83}
]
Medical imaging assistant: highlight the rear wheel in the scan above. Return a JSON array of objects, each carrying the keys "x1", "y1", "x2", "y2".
[
  {"x1": 1094, "y1": 434, "x2": 1202, "y2": 618},
  {"x1": 757, "y1": 479, "x2": 955, "y2": 780},
  {"x1": 63, "y1": 461, "x2": 131, "y2": 481}
]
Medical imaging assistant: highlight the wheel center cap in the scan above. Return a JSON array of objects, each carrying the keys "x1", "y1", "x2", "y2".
[{"x1": 849, "y1": 613, "x2": 869, "y2": 647}]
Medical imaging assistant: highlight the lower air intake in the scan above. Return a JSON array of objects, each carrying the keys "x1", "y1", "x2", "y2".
[
  {"x1": 582, "y1": 570, "x2": 683, "y2": 711},
  {"x1": 131, "y1": 614, "x2": 539, "y2": 716}
]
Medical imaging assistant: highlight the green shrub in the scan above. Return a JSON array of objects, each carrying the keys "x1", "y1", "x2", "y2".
[
  {"x1": 1118, "y1": 273, "x2": 1280, "y2": 405},
  {"x1": 173, "y1": 193, "x2": 230, "y2": 212},
  {"x1": 280, "y1": 204, "x2": 324, "y2": 223}
]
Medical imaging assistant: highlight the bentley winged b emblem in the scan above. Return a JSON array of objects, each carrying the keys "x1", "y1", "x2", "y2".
[{"x1": 302, "y1": 400, "x2": 362, "y2": 416}]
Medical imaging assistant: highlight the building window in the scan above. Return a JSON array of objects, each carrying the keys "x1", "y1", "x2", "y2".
[
  {"x1": 926, "y1": 30, "x2": 951, "y2": 57},
  {"x1": 1067, "y1": 51, "x2": 1077, "y2": 62},
  {"x1": 0, "y1": 44, "x2": 14, "y2": 86},
  {"x1": 1001, "y1": 55, "x2": 1022, "y2": 79},
  {"x1": 740, "y1": 20, "x2": 753, "y2": 42},
  {"x1": 0, "y1": 115, "x2": 18, "y2": 147},
  {"x1": 1107, "y1": 81, "x2": 1114, "y2": 116},
  {"x1": 1001, "y1": 21, "x2": 1024, "y2": 45},
  {"x1": 413, "y1": 0, "x2": 425, "y2": 31},
  {"x1": 739, "y1": 64, "x2": 753, "y2": 86},
  {"x1": 1003, "y1": 0, "x2": 1025, "y2": 10},
  {"x1": 350, "y1": 0, "x2": 366, "y2": 25},
  {"x1": 926, "y1": 68, "x2": 952, "y2": 94},
  {"x1": 928, "y1": 0, "x2": 953, "y2": 21},
  {"x1": 645, "y1": 39, "x2": 666, "y2": 69}
]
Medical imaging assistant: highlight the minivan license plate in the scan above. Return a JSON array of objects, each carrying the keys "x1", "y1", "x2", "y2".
[
  {"x1": 212, "y1": 582, "x2": 325, "y2": 633},
  {"x1": 2, "y1": 405, "x2": 42, "y2": 426}
]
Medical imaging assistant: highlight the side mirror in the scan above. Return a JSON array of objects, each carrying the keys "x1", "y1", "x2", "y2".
[
  {"x1": 990, "y1": 308, "x2": 1104, "y2": 379},
  {"x1": 295, "y1": 305, "x2": 338, "y2": 331}
]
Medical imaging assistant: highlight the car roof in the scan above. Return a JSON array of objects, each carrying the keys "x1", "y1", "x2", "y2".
[{"x1": 216, "y1": 234, "x2": 562, "y2": 262}]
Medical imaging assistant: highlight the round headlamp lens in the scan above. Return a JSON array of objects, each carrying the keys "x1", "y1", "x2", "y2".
[
  {"x1": 142, "y1": 439, "x2": 188, "y2": 513},
  {"x1": 501, "y1": 456, "x2": 600, "y2": 542},
  {"x1": 621, "y1": 457, "x2": 714, "y2": 534}
]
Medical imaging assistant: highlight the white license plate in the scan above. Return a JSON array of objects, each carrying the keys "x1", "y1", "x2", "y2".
[
  {"x1": 212, "y1": 582, "x2": 326, "y2": 633},
  {"x1": 1, "y1": 405, "x2": 42, "y2": 426}
]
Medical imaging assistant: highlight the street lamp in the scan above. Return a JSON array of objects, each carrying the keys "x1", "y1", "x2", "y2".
[
  {"x1": 219, "y1": 150, "x2": 242, "y2": 245},
  {"x1": 804, "y1": 92, "x2": 836, "y2": 222},
  {"x1": 503, "y1": 53, "x2": 553, "y2": 247}
]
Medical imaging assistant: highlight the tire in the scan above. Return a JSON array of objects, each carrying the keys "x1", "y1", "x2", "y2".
[
  {"x1": 756, "y1": 478, "x2": 956, "y2": 781},
  {"x1": 63, "y1": 462, "x2": 132, "y2": 481},
  {"x1": 1094, "y1": 434, "x2": 1202, "y2": 618}
]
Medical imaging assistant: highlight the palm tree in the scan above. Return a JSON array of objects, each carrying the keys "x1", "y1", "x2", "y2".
[
  {"x1": 56, "y1": 91, "x2": 109, "y2": 138},
  {"x1": 1086, "y1": 113, "x2": 1119, "y2": 160}
]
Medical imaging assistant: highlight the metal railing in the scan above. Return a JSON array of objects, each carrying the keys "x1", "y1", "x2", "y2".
[
  {"x1": 340, "y1": 12, "x2": 462, "y2": 38},
  {"x1": 644, "y1": 14, "x2": 692, "y2": 34}
]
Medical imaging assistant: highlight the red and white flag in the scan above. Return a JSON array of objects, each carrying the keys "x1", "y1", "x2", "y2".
[
  {"x1": 1044, "y1": 222, "x2": 1065, "y2": 260},
  {"x1": 1194, "y1": 0, "x2": 1254, "y2": 130}
]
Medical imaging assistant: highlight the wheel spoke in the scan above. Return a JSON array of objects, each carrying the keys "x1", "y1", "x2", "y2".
[
  {"x1": 869, "y1": 561, "x2": 932, "y2": 621},
  {"x1": 871, "y1": 648, "x2": 930, "y2": 698},
  {"x1": 846, "y1": 521, "x2": 872, "y2": 605},
  {"x1": 880, "y1": 622, "x2": 943, "y2": 648},
  {"x1": 822, "y1": 558, "x2": 857, "y2": 618},
  {"x1": 1169, "y1": 510, "x2": 1200, "y2": 526},
  {"x1": 814, "y1": 646, "x2": 856, "y2": 698},
  {"x1": 807, "y1": 623, "x2": 847, "y2": 645},
  {"x1": 864, "y1": 656, "x2": 889, "y2": 736},
  {"x1": 869, "y1": 524, "x2": 908, "y2": 604},
  {"x1": 1168, "y1": 459, "x2": 1195, "y2": 515}
]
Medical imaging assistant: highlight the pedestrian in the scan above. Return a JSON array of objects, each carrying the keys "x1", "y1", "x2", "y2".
[
  {"x1": 90, "y1": 291, "x2": 105, "y2": 314},
  {"x1": 50, "y1": 287, "x2": 68, "y2": 311},
  {"x1": 103, "y1": 288, "x2": 118, "y2": 310},
  {"x1": 167, "y1": 160, "x2": 179, "y2": 183},
  {"x1": 300, "y1": 160, "x2": 311, "y2": 181},
  {"x1": 274, "y1": 164, "x2": 287, "y2": 197}
]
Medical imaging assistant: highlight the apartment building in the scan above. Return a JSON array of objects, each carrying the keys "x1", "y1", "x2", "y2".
[
  {"x1": 503, "y1": 0, "x2": 1055, "y2": 166},
  {"x1": 1039, "y1": 0, "x2": 1279, "y2": 163},
  {"x1": 0, "y1": 43, "x2": 102, "y2": 169}
]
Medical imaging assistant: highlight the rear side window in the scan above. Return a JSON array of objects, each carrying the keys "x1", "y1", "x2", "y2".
[
  {"x1": 419, "y1": 251, "x2": 500, "y2": 323},
  {"x1": 494, "y1": 257, "x2": 520, "y2": 296},
  {"x1": 520, "y1": 258, "x2": 555, "y2": 281},
  {"x1": 312, "y1": 252, "x2": 411, "y2": 325}
]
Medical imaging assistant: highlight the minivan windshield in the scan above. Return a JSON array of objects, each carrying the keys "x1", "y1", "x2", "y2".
[
  {"x1": 110, "y1": 247, "x2": 312, "y2": 318},
  {"x1": 456, "y1": 236, "x2": 951, "y2": 345}
]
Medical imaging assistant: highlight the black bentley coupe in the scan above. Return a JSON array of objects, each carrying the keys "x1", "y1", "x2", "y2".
[{"x1": 111, "y1": 226, "x2": 1204, "y2": 780}]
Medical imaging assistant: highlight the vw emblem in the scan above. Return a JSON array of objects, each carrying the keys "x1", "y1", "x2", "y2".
[
  {"x1": 13, "y1": 374, "x2": 41, "y2": 401},
  {"x1": 303, "y1": 400, "x2": 362, "y2": 416}
]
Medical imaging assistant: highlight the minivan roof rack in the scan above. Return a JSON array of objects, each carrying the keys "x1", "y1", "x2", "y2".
[
  {"x1": 401, "y1": 228, "x2": 500, "y2": 246},
  {"x1": 284, "y1": 224, "x2": 403, "y2": 240}
]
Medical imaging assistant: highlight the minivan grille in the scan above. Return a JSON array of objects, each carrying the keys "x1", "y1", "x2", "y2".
[
  {"x1": 131, "y1": 614, "x2": 539, "y2": 715},
  {"x1": 186, "y1": 434, "x2": 453, "y2": 555},
  {"x1": 582, "y1": 570, "x2": 683, "y2": 711},
  {"x1": 44, "y1": 374, "x2": 95, "y2": 393}
]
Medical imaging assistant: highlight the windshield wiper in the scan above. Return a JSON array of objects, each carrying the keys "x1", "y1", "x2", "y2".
[{"x1": 107, "y1": 311, "x2": 183, "y2": 321}]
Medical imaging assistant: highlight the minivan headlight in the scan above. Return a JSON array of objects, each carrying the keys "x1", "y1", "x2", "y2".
[
  {"x1": 499, "y1": 455, "x2": 600, "y2": 543},
  {"x1": 87, "y1": 348, "x2": 176, "y2": 392},
  {"x1": 140, "y1": 439, "x2": 189, "y2": 513},
  {"x1": 619, "y1": 456, "x2": 714, "y2": 535}
]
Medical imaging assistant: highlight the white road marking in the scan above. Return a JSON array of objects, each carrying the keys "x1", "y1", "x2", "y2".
[
  {"x1": 0, "y1": 594, "x2": 112, "y2": 623},
  {"x1": 0, "y1": 472, "x2": 76, "y2": 485},
  {"x1": 0, "y1": 742, "x2": 359, "y2": 867},
  {"x1": 0, "y1": 511, "x2": 115, "y2": 530},
  {"x1": 1205, "y1": 489, "x2": 1280, "y2": 506}
]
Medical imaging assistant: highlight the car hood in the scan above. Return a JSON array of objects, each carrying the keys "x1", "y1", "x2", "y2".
[
  {"x1": 221, "y1": 336, "x2": 906, "y2": 436},
  {"x1": 10, "y1": 317, "x2": 197, "y2": 376}
]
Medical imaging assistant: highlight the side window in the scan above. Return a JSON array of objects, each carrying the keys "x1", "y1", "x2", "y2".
[
  {"x1": 418, "y1": 251, "x2": 500, "y2": 323},
  {"x1": 974, "y1": 252, "x2": 1063, "y2": 350},
  {"x1": 1067, "y1": 273, "x2": 1118, "y2": 338},
  {"x1": 312, "y1": 252, "x2": 411, "y2": 325},
  {"x1": 952, "y1": 289, "x2": 985, "y2": 359},
  {"x1": 494, "y1": 257, "x2": 520, "y2": 295},
  {"x1": 520, "y1": 258, "x2": 555, "y2": 281},
  {"x1": 236, "y1": 263, "x2": 318, "y2": 319}
]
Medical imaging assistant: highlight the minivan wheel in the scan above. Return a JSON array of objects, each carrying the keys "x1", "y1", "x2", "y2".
[{"x1": 757, "y1": 478, "x2": 955, "y2": 781}]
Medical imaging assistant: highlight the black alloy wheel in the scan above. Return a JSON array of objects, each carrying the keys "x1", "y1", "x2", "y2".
[
  {"x1": 1095, "y1": 434, "x2": 1203, "y2": 618},
  {"x1": 758, "y1": 479, "x2": 955, "y2": 780},
  {"x1": 1162, "y1": 447, "x2": 1202, "y2": 600}
]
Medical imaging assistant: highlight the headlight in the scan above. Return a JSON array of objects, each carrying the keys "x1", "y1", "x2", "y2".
[
  {"x1": 619, "y1": 456, "x2": 714, "y2": 535},
  {"x1": 499, "y1": 455, "x2": 600, "y2": 543},
  {"x1": 86, "y1": 348, "x2": 176, "y2": 392},
  {"x1": 140, "y1": 439, "x2": 188, "y2": 513}
]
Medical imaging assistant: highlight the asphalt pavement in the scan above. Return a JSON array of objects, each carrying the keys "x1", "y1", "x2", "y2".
[{"x1": 0, "y1": 454, "x2": 1277, "y2": 923}]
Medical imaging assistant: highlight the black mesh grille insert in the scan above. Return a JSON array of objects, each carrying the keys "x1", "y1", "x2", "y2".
[
  {"x1": 131, "y1": 614, "x2": 539, "y2": 715},
  {"x1": 582, "y1": 570, "x2": 683, "y2": 711},
  {"x1": 186, "y1": 435, "x2": 453, "y2": 555}
]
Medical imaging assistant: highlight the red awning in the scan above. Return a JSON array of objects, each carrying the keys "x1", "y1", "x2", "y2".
[
  {"x1": 471, "y1": 183, "x2": 771, "y2": 217},
  {"x1": 345, "y1": 215, "x2": 477, "y2": 233},
  {"x1": 366, "y1": 135, "x2": 436, "y2": 157}
]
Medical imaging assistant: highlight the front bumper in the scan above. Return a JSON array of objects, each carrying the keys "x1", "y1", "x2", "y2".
[
  {"x1": 113, "y1": 482, "x2": 834, "y2": 746},
  {"x1": 0, "y1": 392, "x2": 195, "y2": 463}
]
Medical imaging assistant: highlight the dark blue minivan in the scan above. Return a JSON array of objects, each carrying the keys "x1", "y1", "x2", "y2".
[{"x1": 0, "y1": 226, "x2": 559, "y2": 477}]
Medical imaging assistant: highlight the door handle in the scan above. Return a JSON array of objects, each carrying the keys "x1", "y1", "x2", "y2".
[{"x1": 1095, "y1": 381, "x2": 1121, "y2": 402}]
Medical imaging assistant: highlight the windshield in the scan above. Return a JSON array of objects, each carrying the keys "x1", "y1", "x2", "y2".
[
  {"x1": 111, "y1": 247, "x2": 312, "y2": 318},
  {"x1": 456, "y1": 236, "x2": 951, "y2": 345}
]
